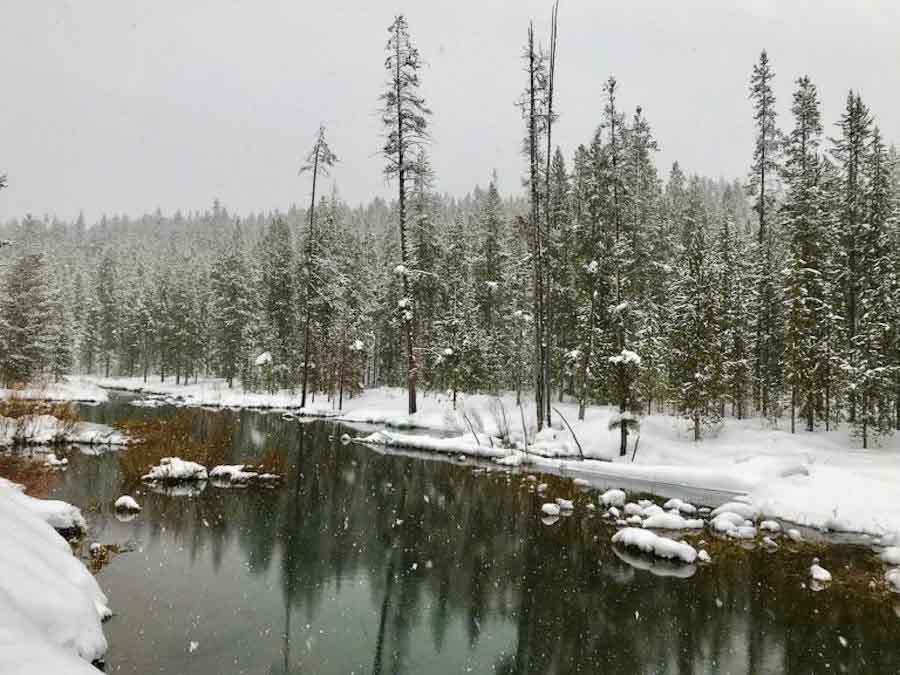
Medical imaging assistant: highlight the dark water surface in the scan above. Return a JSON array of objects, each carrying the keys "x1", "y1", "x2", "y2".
[{"x1": 47, "y1": 399, "x2": 900, "y2": 674}]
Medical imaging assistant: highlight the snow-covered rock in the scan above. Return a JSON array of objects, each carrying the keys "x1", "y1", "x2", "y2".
[
  {"x1": 728, "y1": 525, "x2": 757, "y2": 540},
  {"x1": 643, "y1": 512, "x2": 704, "y2": 530},
  {"x1": 711, "y1": 501, "x2": 759, "y2": 521},
  {"x1": 541, "y1": 503, "x2": 560, "y2": 517},
  {"x1": 810, "y1": 558, "x2": 832, "y2": 583},
  {"x1": 663, "y1": 498, "x2": 697, "y2": 515},
  {"x1": 886, "y1": 568, "x2": 900, "y2": 593},
  {"x1": 607, "y1": 506, "x2": 620, "y2": 519},
  {"x1": 114, "y1": 495, "x2": 140, "y2": 512},
  {"x1": 787, "y1": 528, "x2": 803, "y2": 542},
  {"x1": 710, "y1": 511, "x2": 745, "y2": 533},
  {"x1": 881, "y1": 547, "x2": 900, "y2": 566},
  {"x1": 141, "y1": 457, "x2": 208, "y2": 483},
  {"x1": 697, "y1": 550, "x2": 712, "y2": 563},
  {"x1": 626, "y1": 515, "x2": 643, "y2": 526},
  {"x1": 600, "y1": 489, "x2": 626, "y2": 508},
  {"x1": 760, "y1": 520, "x2": 781, "y2": 532},
  {"x1": 44, "y1": 454, "x2": 68, "y2": 467},
  {"x1": 762, "y1": 536, "x2": 779, "y2": 550},
  {"x1": 555, "y1": 498, "x2": 574, "y2": 511},
  {"x1": 209, "y1": 464, "x2": 259, "y2": 484},
  {"x1": 624, "y1": 502, "x2": 642, "y2": 517},
  {"x1": 611, "y1": 527, "x2": 698, "y2": 564}
]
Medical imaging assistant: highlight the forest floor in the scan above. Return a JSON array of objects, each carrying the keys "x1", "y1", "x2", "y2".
[{"x1": 62, "y1": 375, "x2": 900, "y2": 539}]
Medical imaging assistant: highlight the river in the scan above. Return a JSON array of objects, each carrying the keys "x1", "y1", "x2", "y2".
[{"x1": 41, "y1": 397, "x2": 900, "y2": 674}]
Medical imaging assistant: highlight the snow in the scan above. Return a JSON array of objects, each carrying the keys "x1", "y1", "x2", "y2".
[
  {"x1": 254, "y1": 351, "x2": 273, "y2": 366},
  {"x1": 697, "y1": 550, "x2": 712, "y2": 563},
  {"x1": 555, "y1": 498, "x2": 574, "y2": 511},
  {"x1": 608, "y1": 349, "x2": 642, "y2": 367},
  {"x1": 886, "y1": 568, "x2": 900, "y2": 593},
  {"x1": 810, "y1": 559, "x2": 833, "y2": 583},
  {"x1": 0, "y1": 376, "x2": 108, "y2": 404},
  {"x1": 541, "y1": 503, "x2": 560, "y2": 517},
  {"x1": 114, "y1": 495, "x2": 141, "y2": 512},
  {"x1": 881, "y1": 547, "x2": 900, "y2": 566},
  {"x1": 611, "y1": 527, "x2": 698, "y2": 564},
  {"x1": 0, "y1": 479, "x2": 109, "y2": 669},
  {"x1": 642, "y1": 512, "x2": 704, "y2": 530},
  {"x1": 0, "y1": 478, "x2": 86, "y2": 532},
  {"x1": 760, "y1": 520, "x2": 781, "y2": 532},
  {"x1": 44, "y1": 454, "x2": 68, "y2": 467},
  {"x1": 600, "y1": 488, "x2": 627, "y2": 507},
  {"x1": 142, "y1": 457, "x2": 208, "y2": 483},
  {"x1": 0, "y1": 415, "x2": 128, "y2": 448},
  {"x1": 209, "y1": 464, "x2": 259, "y2": 484}
]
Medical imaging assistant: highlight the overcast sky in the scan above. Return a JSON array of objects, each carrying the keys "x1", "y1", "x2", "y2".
[{"x1": 2, "y1": 0, "x2": 898, "y2": 223}]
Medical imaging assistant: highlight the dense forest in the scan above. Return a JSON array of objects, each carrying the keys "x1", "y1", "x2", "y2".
[{"x1": 1, "y1": 16, "x2": 899, "y2": 448}]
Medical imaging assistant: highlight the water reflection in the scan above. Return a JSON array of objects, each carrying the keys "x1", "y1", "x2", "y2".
[{"x1": 52, "y1": 404, "x2": 900, "y2": 674}]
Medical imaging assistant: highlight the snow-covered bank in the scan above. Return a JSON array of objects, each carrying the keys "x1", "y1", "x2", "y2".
[
  {"x1": 0, "y1": 377, "x2": 109, "y2": 405},
  {"x1": 0, "y1": 414, "x2": 128, "y2": 448},
  {"x1": 0, "y1": 478, "x2": 109, "y2": 671},
  {"x1": 82, "y1": 377, "x2": 900, "y2": 538}
]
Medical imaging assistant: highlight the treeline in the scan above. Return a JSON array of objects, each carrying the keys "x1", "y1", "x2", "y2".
[{"x1": 0, "y1": 18, "x2": 898, "y2": 447}]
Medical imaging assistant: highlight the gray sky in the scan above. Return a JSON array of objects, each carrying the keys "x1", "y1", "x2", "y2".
[{"x1": 2, "y1": 0, "x2": 898, "y2": 223}]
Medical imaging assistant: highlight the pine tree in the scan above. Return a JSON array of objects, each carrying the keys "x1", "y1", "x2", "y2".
[
  {"x1": 669, "y1": 179, "x2": 722, "y2": 440},
  {"x1": 747, "y1": 50, "x2": 781, "y2": 417},
  {"x1": 850, "y1": 127, "x2": 896, "y2": 447},
  {"x1": 832, "y1": 91, "x2": 874, "y2": 424},
  {"x1": 782, "y1": 76, "x2": 828, "y2": 432},
  {"x1": 211, "y1": 223, "x2": 253, "y2": 387},
  {"x1": 0, "y1": 253, "x2": 53, "y2": 385},
  {"x1": 299, "y1": 125, "x2": 337, "y2": 406},
  {"x1": 261, "y1": 216, "x2": 297, "y2": 387},
  {"x1": 95, "y1": 253, "x2": 119, "y2": 377},
  {"x1": 380, "y1": 14, "x2": 431, "y2": 415}
]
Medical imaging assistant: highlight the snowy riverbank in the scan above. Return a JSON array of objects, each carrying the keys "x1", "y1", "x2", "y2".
[
  {"x1": 0, "y1": 414, "x2": 128, "y2": 448},
  {"x1": 0, "y1": 377, "x2": 109, "y2": 405},
  {"x1": 68, "y1": 377, "x2": 900, "y2": 539},
  {"x1": 0, "y1": 478, "x2": 110, "y2": 673}
]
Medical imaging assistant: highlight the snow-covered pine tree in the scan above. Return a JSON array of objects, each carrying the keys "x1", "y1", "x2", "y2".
[
  {"x1": 260, "y1": 216, "x2": 297, "y2": 388},
  {"x1": 95, "y1": 253, "x2": 119, "y2": 377},
  {"x1": 831, "y1": 91, "x2": 874, "y2": 425},
  {"x1": 781, "y1": 76, "x2": 828, "y2": 432},
  {"x1": 0, "y1": 253, "x2": 53, "y2": 385},
  {"x1": 545, "y1": 150, "x2": 575, "y2": 400},
  {"x1": 668, "y1": 179, "x2": 722, "y2": 440},
  {"x1": 472, "y1": 173, "x2": 511, "y2": 392},
  {"x1": 715, "y1": 187, "x2": 754, "y2": 419},
  {"x1": 850, "y1": 127, "x2": 896, "y2": 447},
  {"x1": 298, "y1": 125, "x2": 337, "y2": 407},
  {"x1": 747, "y1": 50, "x2": 782, "y2": 417},
  {"x1": 380, "y1": 14, "x2": 431, "y2": 415},
  {"x1": 408, "y1": 150, "x2": 441, "y2": 388},
  {"x1": 211, "y1": 223, "x2": 253, "y2": 388}
]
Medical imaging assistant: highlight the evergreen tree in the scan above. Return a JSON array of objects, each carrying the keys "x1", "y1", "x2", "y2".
[
  {"x1": 0, "y1": 253, "x2": 53, "y2": 385},
  {"x1": 669, "y1": 180, "x2": 722, "y2": 440},
  {"x1": 747, "y1": 49, "x2": 782, "y2": 417}
]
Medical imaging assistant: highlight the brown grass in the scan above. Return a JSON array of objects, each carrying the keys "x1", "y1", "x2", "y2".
[
  {"x1": 117, "y1": 411, "x2": 232, "y2": 483},
  {"x1": 257, "y1": 447, "x2": 288, "y2": 476},
  {"x1": 0, "y1": 452, "x2": 61, "y2": 497}
]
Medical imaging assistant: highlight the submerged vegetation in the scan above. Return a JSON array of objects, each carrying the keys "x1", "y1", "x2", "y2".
[{"x1": 116, "y1": 411, "x2": 232, "y2": 483}]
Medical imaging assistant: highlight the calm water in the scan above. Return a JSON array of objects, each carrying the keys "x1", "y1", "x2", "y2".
[{"x1": 46, "y1": 399, "x2": 900, "y2": 674}]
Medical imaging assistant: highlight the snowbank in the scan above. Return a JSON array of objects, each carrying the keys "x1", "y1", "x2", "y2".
[
  {"x1": 0, "y1": 415, "x2": 128, "y2": 448},
  {"x1": 0, "y1": 377, "x2": 108, "y2": 404},
  {"x1": 0, "y1": 479, "x2": 109, "y2": 669}
]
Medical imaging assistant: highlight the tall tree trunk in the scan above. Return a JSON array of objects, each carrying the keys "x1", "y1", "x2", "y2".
[{"x1": 300, "y1": 148, "x2": 319, "y2": 409}]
